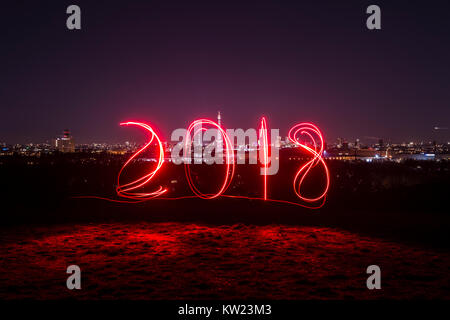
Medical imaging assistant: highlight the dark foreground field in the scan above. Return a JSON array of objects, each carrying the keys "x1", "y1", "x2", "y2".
[
  {"x1": 1, "y1": 220, "x2": 450, "y2": 299},
  {"x1": 1, "y1": 156, "x2": 449, "y2": 299}
]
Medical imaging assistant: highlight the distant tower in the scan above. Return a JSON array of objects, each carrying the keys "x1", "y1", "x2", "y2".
[
  {"x1": 192, "y1": 122, "x2": 202, "y2": 164},
  {"x1": 194, "y1": 122, "x2": 202, "y2": 146},
  {"x1": 217, "y1": 111, "x2": 223, "y2": 151}
]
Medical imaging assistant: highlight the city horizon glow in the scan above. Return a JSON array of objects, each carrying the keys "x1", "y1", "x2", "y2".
[{"x1": 1, "y1": 1, "x2": 449, "y2": 144}]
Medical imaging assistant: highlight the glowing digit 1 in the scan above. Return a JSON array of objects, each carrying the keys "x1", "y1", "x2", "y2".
[{"x1": 259, "y1": 117, "x2": 269, "y2": 200}]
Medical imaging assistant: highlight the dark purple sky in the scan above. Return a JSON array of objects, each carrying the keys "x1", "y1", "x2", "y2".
[{"x1": 1, "y1": 0, "x2": 449, "y2": 144}]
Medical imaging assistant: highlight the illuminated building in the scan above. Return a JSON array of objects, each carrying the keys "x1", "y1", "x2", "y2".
[
  {"x1": 55, "y1": 129, "x2": 75, "y2": 153},
  {"x1": 275, "y1": 135, "x2": 281, "y2": 148}
]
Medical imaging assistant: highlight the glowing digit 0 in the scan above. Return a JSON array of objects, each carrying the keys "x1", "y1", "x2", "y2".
[{"x1": 184, "y1": 119, "x2": 235, "y2": 199}]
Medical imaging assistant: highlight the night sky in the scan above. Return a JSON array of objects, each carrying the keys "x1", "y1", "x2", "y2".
[{"x1": 1, "y1": 0, "x2": 449, "y2": 144}]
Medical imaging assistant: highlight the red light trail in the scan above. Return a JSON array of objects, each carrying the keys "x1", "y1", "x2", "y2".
[
  {"x1": 76, "y1": 118, "x2": 330, "y2": 209},
  {"x1": 184, "y1": 119, "x2": 235, "y2": 199},
  {"x1": 115, "y1": 122, "x2": 167, "y2": 200},
  {"x1": 288, "y1": 123, "x2": 330, "y2": 205}
]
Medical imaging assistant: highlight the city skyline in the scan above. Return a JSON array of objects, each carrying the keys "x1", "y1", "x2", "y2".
[
  {"x1": 1, "y1": 122, "x2": 450, "y2": 146},
  {"x1": 1, "y1": 1, "x2": 450, "y2": 144}
]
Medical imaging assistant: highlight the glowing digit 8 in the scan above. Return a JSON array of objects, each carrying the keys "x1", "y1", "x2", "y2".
[{"x1": 288, "y1": 123, "x2": 330, "y2": 204}]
